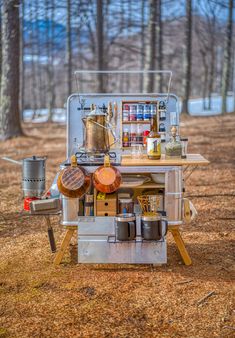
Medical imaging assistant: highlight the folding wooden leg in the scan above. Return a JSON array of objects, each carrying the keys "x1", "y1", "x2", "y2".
[
  {"x1": 169, "y1": 227, "x2": 192, "y2": 266},
  {"x1": 53, "y1": 229, "x2": 75, "y2": 265}
]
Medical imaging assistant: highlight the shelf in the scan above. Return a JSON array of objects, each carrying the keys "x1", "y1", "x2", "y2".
[
  {"x1": 122, "y1": 121, "x2": 150, "y2": 124},
  {"x1": 120, "y1": 182, "x2": 165, "y2": 189}
]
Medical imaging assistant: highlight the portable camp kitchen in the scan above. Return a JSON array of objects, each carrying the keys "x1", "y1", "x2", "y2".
[{"x1": 49, "y1": 70, "x2": 209, "y2": 265}]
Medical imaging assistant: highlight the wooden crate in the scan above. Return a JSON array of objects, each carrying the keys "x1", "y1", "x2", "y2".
[{"x1": 96, "y1": 193, "x2": 117, "y2": 215}]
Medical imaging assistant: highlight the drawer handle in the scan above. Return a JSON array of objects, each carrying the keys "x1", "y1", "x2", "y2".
[
  {"x1": 105, "y1": 202, "x2": 108, "y2": 206},
  {"x1": 105, "y1": 213, "x2": 108, "y2": 216}
]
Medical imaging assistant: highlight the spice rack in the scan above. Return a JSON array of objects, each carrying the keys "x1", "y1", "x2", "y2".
[{"x1": 121, "y1": 100, "x2": 168, "y2": 149}]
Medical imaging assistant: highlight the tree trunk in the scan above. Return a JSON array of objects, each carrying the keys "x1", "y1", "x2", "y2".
[
  {"x1": 200, "y1": 50, "x2": 208, "y2": 110},
  {"x1": 20, "y1": 0, "x2": 24, "y2": 120},
  {"x1": 29, "y1": 0, "x2": 37, "y2": 119},
  {"x1": 182, "y1": 0, "x2": 192, "y2": 115},
  {"x1": 0, "y1": 13, "x2": 2, "y2": 101},
  {"x1": 208, "y1": 13, "x2": 216, "y2": 110},
  {"x1": 144, "y1": 0, "x2": 158, "y2": 93},
  {"x1": 66, "y1": 0, "x2": 72, "y2": 97},
  {"x1": 140, "y1": 0, "x2": 146, "y2": 92},
  {"x1": 221, "y1": 0, "x2": 234, "y2": 114},
  {"x1": 97, "y1": 0, "x2": 105, "y2": 92},
  {"x1": 156, "y1": 0, "x2": 163, "y2": 92},
  {"x1": 46, "y1": 0, "x2": 55, "y2": 122},
  {"x1": 0, "y1": 0, "x2": 23, "y2": 140}
]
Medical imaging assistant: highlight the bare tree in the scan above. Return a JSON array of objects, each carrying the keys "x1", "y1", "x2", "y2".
[
  {"x1": 0, "y1": 10, "x2": 2, "y2": 100},
  {"x1": 140, "y1": 0, "x2": 146, "y2": 92},
  {"x1": 66, "y1": 0, "x2": 72, "y2": 97},
  {"x1": 156, "y1": 0, "x2": 163, "y2": 92},
  {"x1": 221, "y1": 0, "x2": 234, "y2": 114},
  {"x1": 19, "y1": 0, "x2": 25, "y2": 119},
  {"x1": 182, "y1": 0, "x2": 192, "y2": 114},
  {"x1": 45, "y1": 0, "x2": 55, "y2": 121},
  {"x1": 0, "y1": 0, "x2": 23, "y2": 140},
  {"x1": 144, "y1": 0, "x2": 158, "y2": 92},
  {"x1": 96, "y1": 0, "x2": 105, "y2": 92}
]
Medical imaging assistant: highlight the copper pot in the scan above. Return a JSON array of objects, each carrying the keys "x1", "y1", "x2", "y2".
[
  {"x1": 93, "y1": 154, "x2": 122, "y2": 193},
  {"x1": 57, "y1": 155, "x2": 91, "y2": 198}
]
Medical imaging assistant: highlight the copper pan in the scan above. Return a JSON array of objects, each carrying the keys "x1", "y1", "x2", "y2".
[
  {"x1": 93, "y1": 154, "x2": 122, "y2": 193},
  {"x1": 57, "y1": 155, "x2": 91, "y2": 198}
]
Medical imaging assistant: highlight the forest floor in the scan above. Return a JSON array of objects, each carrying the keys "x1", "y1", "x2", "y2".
[{"x1": 0, "y1": 114, "x2": 234, "y2": 338}]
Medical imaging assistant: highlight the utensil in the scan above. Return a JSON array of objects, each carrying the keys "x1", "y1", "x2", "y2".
[
  {"x1": 93, "y1": 154, "x2": 122, "y2": 193},
  {"x1": 57, "y1": 155, "x2": 91, "y2": 198},
  {"x1": 137, "y1": 195, "x2": 161, "y2": 216}
]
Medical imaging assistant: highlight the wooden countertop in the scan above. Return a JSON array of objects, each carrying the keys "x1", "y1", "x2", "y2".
[{"x1": 121, "y1": 154, "x2": 209, "y2": 166}]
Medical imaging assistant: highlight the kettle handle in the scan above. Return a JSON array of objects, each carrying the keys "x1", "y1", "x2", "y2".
[{"x1": 160, "y1": 220, "x2": 168, "y2": 238}]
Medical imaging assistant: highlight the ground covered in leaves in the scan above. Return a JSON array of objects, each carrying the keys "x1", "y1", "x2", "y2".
[{"x1": 0, "y1": 114, "x2": 234, "y2": 337}]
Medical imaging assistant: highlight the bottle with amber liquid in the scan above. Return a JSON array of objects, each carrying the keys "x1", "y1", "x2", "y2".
[{"x1": 147, "y1": 114, "x2": 161, "y2": 159}]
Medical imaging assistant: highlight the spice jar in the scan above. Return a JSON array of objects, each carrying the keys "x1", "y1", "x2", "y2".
[
  {"x1": 122, "y1": 128, "x2": 129, "y2": 147},
  {"x1": 137, "y1": 104, "x2": 144, "y2": 121},
  {"x1": 150, "y1": 104, "x2": 157, "y2": 118},
  {"x1": 159, "y1": 123, "x2": 166, "y2": 132},
  {"x1": 130, "y1": 124, "x2": 137, "y2": 145},
  {"x1": 123, "y1": 104, "x2": 129, "y2": 121},
  {"x1": 159, "y1": 100, "x2": 166, "y2": 110},
  {"x1": 143, "y1": 130, "x2": 150, "y2": 146},
  {"x1": 129, "y1": 105, "x2": 137, "y2": 121},
  {"x1": 159, "y1": 110, "x2": 166, "y2": 121},
  {"x1": 143, "y1": 105, "x2": 151, "y2": 120},
  {"x1": 136, "y1": 124, "x2": 143, "y2": 143}
]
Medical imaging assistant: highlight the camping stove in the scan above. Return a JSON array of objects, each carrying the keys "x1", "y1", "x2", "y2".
[{"x1": 75, "y1": 151, "x2": 121, "y2": 166}]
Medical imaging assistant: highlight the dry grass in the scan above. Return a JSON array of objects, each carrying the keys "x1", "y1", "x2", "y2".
[{"x1": 0, "y1": 114, "x2": 234, "y2": 337}]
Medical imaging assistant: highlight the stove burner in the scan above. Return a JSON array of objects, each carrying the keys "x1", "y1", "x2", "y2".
[{"x1": 75, "y1": 151, "x2": 119, "y2": 166}]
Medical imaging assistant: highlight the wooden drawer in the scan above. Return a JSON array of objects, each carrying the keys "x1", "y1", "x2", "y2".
[
  {"x1": 96, "y1": 198, "x2": 117, "y2": 214},
  {"x1": 96, "y1": 211, "x2": 116, "y2": 217}
]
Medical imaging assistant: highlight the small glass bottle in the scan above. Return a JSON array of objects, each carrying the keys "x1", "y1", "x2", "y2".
[
  {"x1": 165, "y1": 126, "x2": 182, "y2": 158},
  {"x1": 180, "y1": 137, "x2": 188, "y2": 158}
]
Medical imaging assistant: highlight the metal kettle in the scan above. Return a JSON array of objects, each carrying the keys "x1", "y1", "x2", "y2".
[{"x1": 82, "y1": 107, "x2": 116, "y2": 154}]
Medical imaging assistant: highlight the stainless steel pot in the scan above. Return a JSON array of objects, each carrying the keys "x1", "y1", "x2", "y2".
[{"x1": 22, "y1": 156, "x2": 46, "y2": 197}]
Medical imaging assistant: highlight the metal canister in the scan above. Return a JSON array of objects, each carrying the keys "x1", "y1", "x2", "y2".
[{"x1": 22, "y1": 156, "x2": 46, "y2": 197}]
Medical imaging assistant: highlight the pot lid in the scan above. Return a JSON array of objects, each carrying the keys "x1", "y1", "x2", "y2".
[
  {"x1": 118, "y1": 198, "x2": 133, "y2": 203},
  {"x1": 87, "y1": 107, "x2": 106, "y2": 116},
  {"x1": 23, "y1": 156, "x2": 46, "y2": 162}
]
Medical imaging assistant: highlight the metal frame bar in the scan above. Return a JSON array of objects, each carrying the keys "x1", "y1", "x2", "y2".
[{"x1": 74, "y1": 70, "x2": 172, "y2": 103}]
